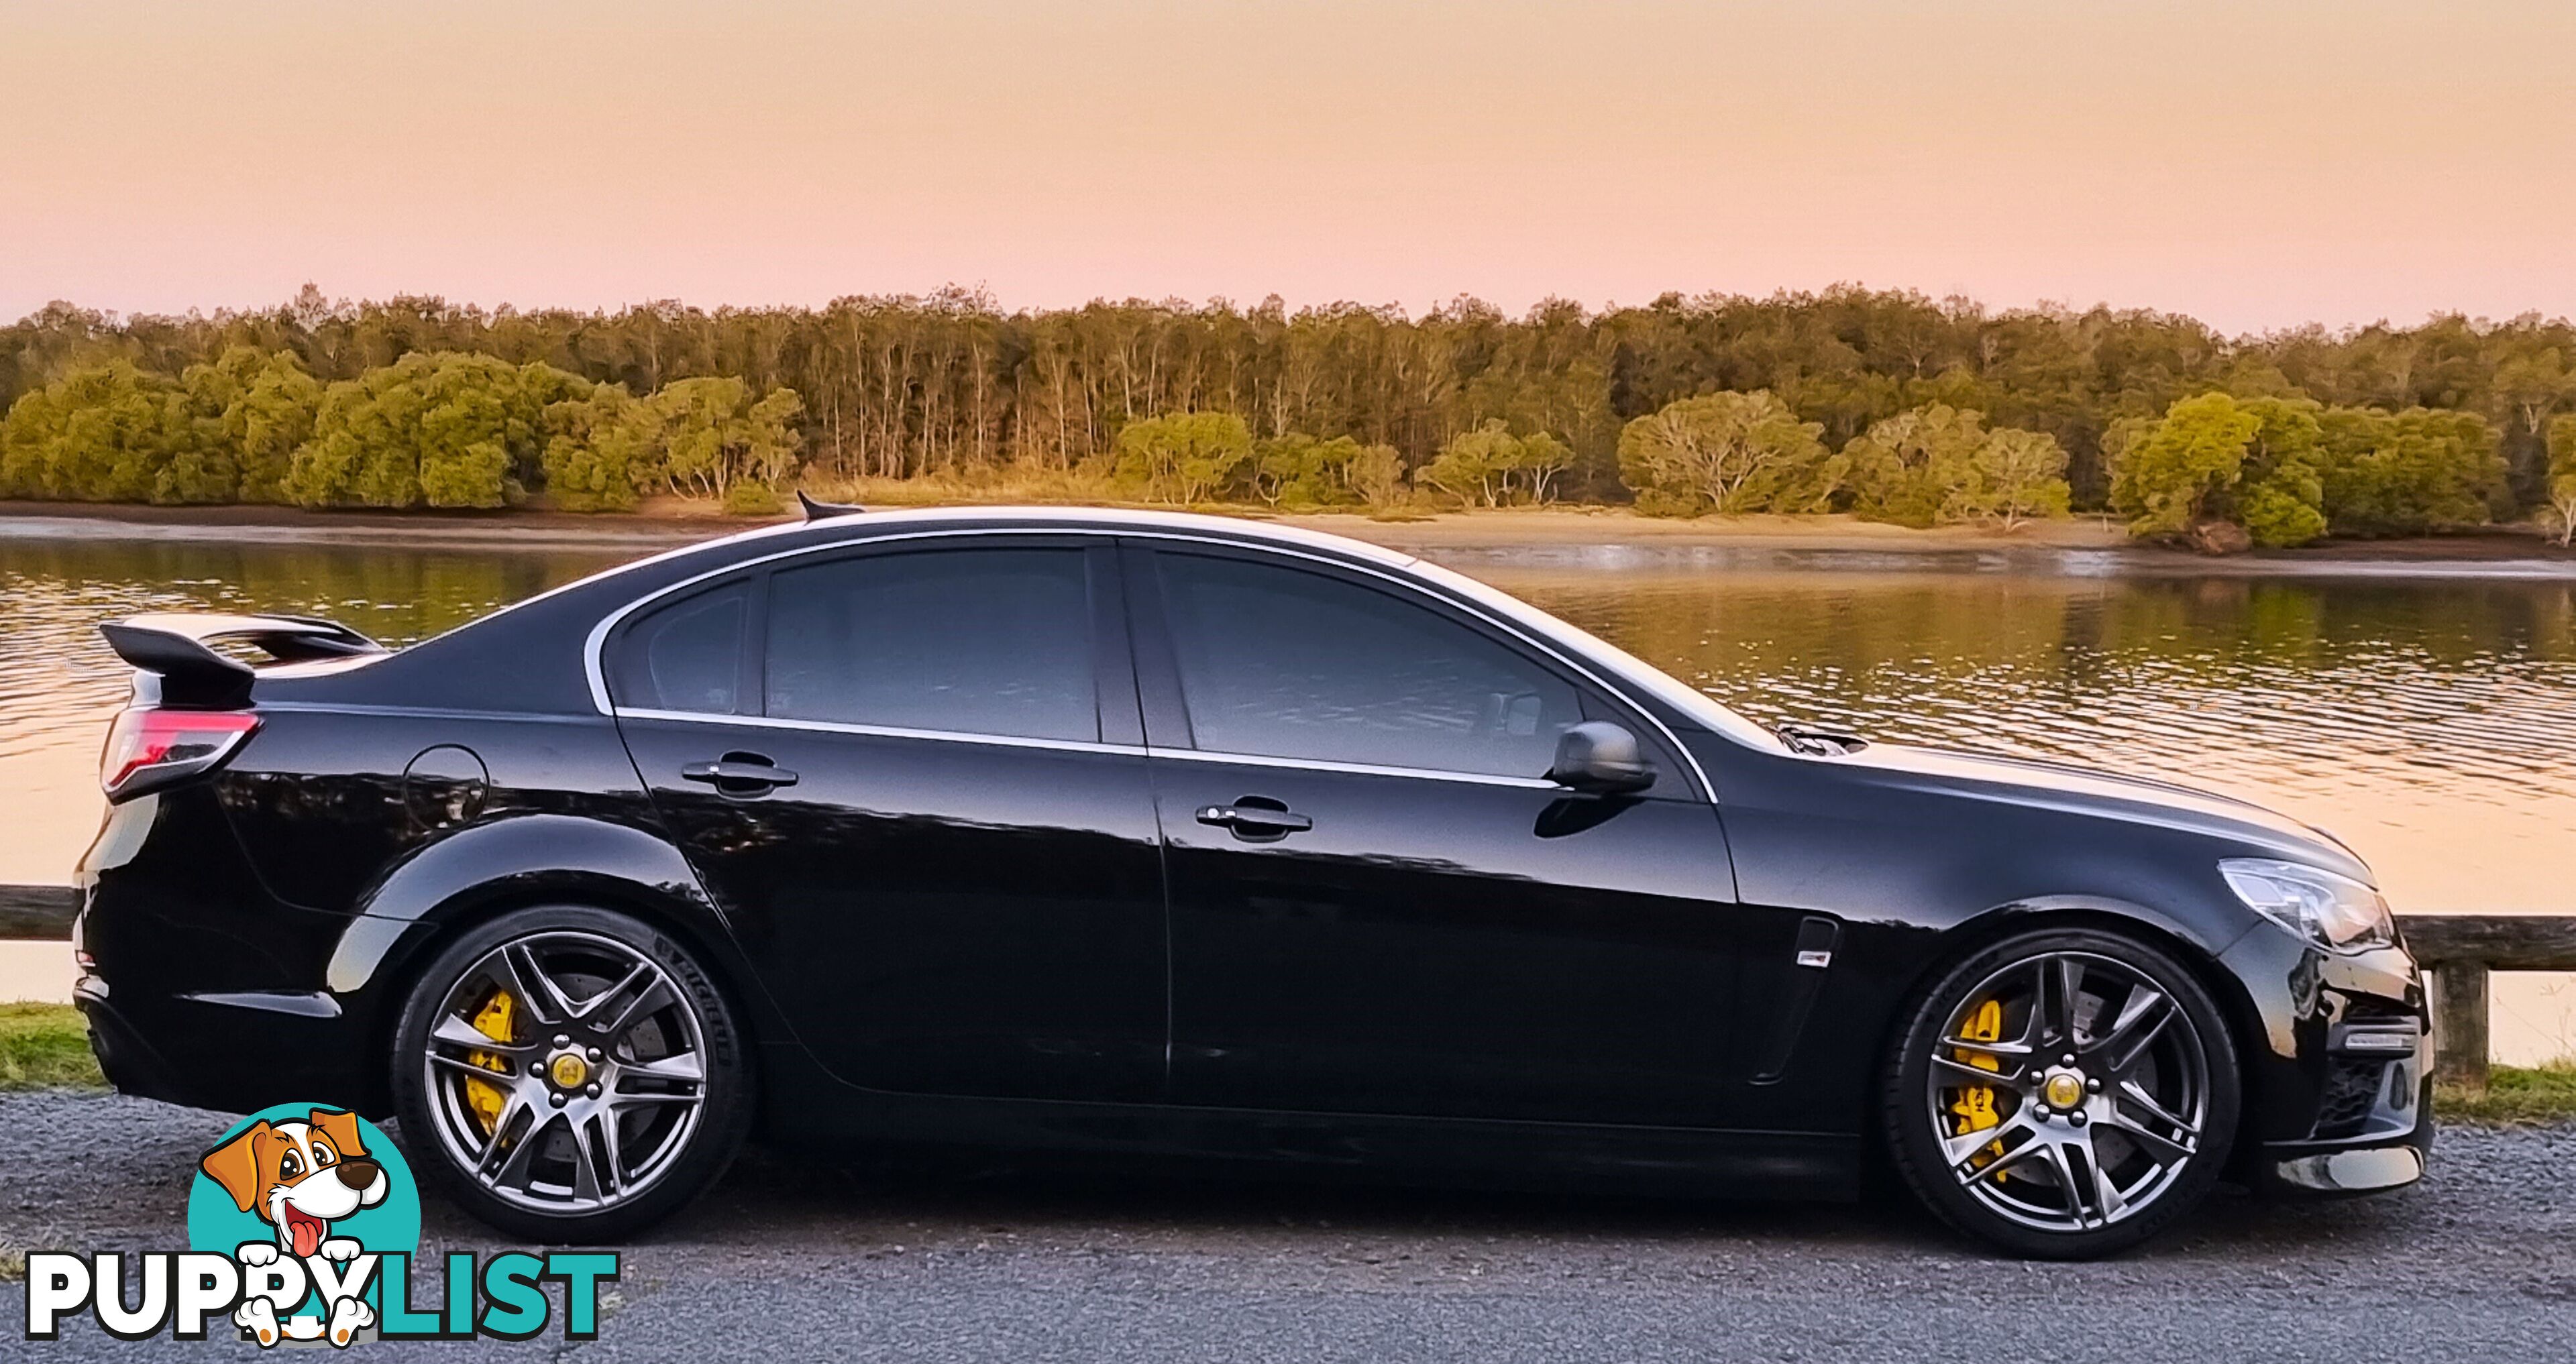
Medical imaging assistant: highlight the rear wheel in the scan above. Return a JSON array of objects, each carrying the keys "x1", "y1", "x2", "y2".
[
  {"x1": 389, "y1": 905, "x2": 753, "y2": 1243},
  {"x1": 1883, "y1": 927, "x2": 2239, "y2": 1259}
]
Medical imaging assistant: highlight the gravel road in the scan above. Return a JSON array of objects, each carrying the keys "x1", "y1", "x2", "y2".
[{"x1": 3, "y1": 1090, "x2": 2569, "y2": 1363}]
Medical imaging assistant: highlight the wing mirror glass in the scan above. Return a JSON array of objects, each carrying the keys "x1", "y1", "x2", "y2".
[{"x1": 1548, "y1": 720, "x2": 1655, "y2": 794}]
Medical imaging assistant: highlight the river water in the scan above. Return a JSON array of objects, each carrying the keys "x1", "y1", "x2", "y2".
[{"x1": 4, "y1": 522, "x2": 2571, "y2": 1061}]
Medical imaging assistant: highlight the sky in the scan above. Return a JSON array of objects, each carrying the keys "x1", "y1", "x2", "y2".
[{"x1": 5, "y1": 0, "x2": 2573, "y2": 335}]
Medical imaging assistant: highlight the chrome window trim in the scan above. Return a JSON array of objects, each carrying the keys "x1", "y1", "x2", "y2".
[
  {"x1": 617, "y1": 707, "x2": 1141, "y2": 758},
  {"x1": 616, "y1": 707, "x2": 1566, "y2": 790},
  {"x1": 584, "y1": 524, "x2": 1715, "y2": 800},
  {"x1": 1148, "y1": 746, "x2": 1564, "y2": 791}
]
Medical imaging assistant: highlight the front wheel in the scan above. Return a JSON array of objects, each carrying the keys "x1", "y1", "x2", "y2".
[
  {"x1": 389, "y1": 905, "x2": 753, "y2": 1243},
  {"x1": 1882, "y1": 927, "x2": 2240, "y2": 1259}
]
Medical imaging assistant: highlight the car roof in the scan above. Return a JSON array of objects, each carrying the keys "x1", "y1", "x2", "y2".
[{"x1": 667, "y1": 504, "x2": 1426, "y2": 573}]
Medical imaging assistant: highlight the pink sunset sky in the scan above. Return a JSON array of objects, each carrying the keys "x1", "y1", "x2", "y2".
[{"x1": 5, "y1": 0, "x2": 2572, "y2": 335}]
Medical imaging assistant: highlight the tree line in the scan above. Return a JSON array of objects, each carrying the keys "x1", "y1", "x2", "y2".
[
  {"x1": 5, "y1": 285, "x2": 2574, "y2": 543},
  {"x1": 0, "y1": 349, "x2": 804, "y2": 514}
]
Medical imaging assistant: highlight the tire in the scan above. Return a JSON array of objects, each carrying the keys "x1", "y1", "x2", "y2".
[
  {"x1": 1882, "y1": 927, "x2": 2240, "y2": 1259},
  {"x1": 388, "y1": 904, "x2": 753, "y2": 1243}
]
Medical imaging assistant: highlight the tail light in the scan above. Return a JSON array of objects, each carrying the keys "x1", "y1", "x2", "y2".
[{"x1": 99, "y1": 707, "x2": 260, "y2": 801}]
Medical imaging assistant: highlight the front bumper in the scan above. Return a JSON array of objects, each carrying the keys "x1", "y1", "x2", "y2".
[
  {"x1": 2254, "y1": 1009, "x2": 2434, "y2": 1196},
  {"x1": 2266, "y1": 1139, "x2": 2428, "y2": 1194},
  {"x1": 2217, "y1": 925, "x2": 2434, "y2": 1198}
]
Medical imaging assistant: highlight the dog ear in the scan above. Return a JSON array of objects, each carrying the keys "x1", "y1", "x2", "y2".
[
  {"x1": 199, "y1": 1120, "x2": 274, "y2": 1213},
  {"x1": 307, "y1": 1109, "x2": 368, "y2": 1161}
]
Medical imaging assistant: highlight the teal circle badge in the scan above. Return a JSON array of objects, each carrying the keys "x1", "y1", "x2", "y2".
[
  {"x1": 188, "y1": 1103, "x2": 421, "y2": 1257},
  {"x1": 185, "y1": 1103, "x2": 422, "y2": 1340}
]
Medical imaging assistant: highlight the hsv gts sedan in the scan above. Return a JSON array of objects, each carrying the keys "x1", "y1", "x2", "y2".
[{"x1": 74, "y1": 505, "x2": 2430, "y2": 1257}]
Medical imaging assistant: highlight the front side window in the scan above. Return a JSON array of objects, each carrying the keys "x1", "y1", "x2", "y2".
[
  {"x1": 1155, "y1": 553, "x2": 1581, "y2": 777},
  {"x1": 765, "y1": 548, "x2": 1098, "y2": 742},
  {"x1": 609, "y1": 582, "x2": 747, "y2": 714}
]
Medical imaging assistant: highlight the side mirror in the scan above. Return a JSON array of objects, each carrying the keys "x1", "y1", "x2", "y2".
[{"x1": 1548, "y1": 721, "x2": 1655, "y2": 794}]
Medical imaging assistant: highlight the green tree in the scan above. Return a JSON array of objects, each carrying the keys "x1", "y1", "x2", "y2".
[
  {"x1": 2230, "y1": 398, "x2": 2328, "y2": 547},
  {"x1": 657, "y1": 377, "x2": 741, "y2": 500},
  {"x1": 1112, "y1": 411, "x2": 1252, "y2": 504},
  {"x1": 1515, "y1": 431, "x2": 1572, "y2": 504},
  {"x1": 182, "y1": 347, "x2": 321, "y2": 504},
  {"x1": 1843, "y1": 404, "x2": 1988, "y2": 527},
  {"x1": 745, "y1": 388, "x2": 806, "y2": 488},
  {"x1": 2315, "y1": 407, "x2": 2506, "y2": 534},
  {"x1": 1253, "y1": 432, "x2": 1383, "y2": 507},
  {"x1": 1415, "y1": 420, "x2": 1571, "y2": 508},
  {"x1": 541, "y1": 384, "x2": 655, "y2": 511},
  {"x1": 2544, "y1": 414, "x2": 2576, "y2": 547},
  {"x1": 288, "y1": 352, "x2": 585, "y2": 508},
  {"x1": 1348, "y1": 442, "x2": 1407, "y2": 510},
  {"x1": 0, "y1": 360, "x2": 203, "y2": 502},
  {"x1": 2495, "y1": 347, "x2": 2575, "y2": 498},
  {"x1": 628, "y1": 377, "x2": 805, "y2": 502},
  {"x1": 2106, "y1": 392, "x2": 2333, "y2": 547},
  {"x1": 1615, "y1": 391, "x2": 1837, "y2": 516},
  {"x1": 2107, "y1": 392, "x2": 2260, "y2": 537},
  {"x1": 1957, "y1": 428, "x2": 2072, "y2": 530}
]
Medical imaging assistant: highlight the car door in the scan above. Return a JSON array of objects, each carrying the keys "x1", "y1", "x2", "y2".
[
  {"x1": 608, "y1": 536, "x2": 1168, "y2": 1104},
  {"x1": 1130, "y1": 541, "x2": 1758, "y2": 1129}
]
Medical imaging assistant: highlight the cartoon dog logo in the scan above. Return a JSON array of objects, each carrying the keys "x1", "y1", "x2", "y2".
[{"x1": 197, "y1": 1108, "x2": 389, "y2": 1346}]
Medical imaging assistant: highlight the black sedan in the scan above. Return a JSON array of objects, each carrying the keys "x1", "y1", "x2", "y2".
[{"x1": 72, "y1": 506, "x2": 2431, "y2": 1258}]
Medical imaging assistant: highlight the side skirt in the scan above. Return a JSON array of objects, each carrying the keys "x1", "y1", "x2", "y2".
[{"x1": 756, "y1": 1043, "x2": 1858, "y2": 1201}]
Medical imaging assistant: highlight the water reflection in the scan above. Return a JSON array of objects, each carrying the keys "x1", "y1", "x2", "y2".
[
  {"x1": 1476, "y1": 567, "x2": 2576, "y2": 917},
  {"x1": 0, "y1": 541, "x2": 628, "y2": 887}
]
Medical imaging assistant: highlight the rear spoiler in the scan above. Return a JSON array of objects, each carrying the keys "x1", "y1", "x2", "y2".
[{"x1": 99, "y1": 614, "x2": 386, "y2": 709}]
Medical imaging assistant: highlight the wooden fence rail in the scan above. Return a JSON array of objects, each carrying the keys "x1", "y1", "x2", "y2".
[
  {"x1": 4, "y1": 885, "x2": 2565, "y2": 1089},
  {"x1": 0, "y1": 885, "x2": 76, "y2": 941}
]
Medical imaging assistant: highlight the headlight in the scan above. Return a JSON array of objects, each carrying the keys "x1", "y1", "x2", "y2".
[{"x1": 2220, "y1": 858, "x2": 2394, "y2": 952}]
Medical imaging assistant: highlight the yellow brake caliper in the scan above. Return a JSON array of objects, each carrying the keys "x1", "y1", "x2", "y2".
[
  {"x1": 1947, "y1": 997, "x2": 2007, "y2": 1179},
  {"x1": 463, "y1": 988, "x2": 517, "y2": 1135}
]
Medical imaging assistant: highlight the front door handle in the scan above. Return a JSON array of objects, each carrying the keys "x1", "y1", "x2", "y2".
[
  {"x1": 1196, "y1": 802, "x2": 1313, "y2": 838},
  {"x1": 680, "y1": 753, "x2": 800, "y2": 795}
]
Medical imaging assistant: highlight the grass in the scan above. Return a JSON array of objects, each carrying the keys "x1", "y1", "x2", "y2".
[
  {"x1": 0, "y1": 1003, "x2": 100, "y2": 1091},
  {"x1": 2436, "y1": 1062, "x2": 2576, "y2": 1125},
  {"x1": 3, "y1": 998, "x2": 2572, "y2": 1125}
]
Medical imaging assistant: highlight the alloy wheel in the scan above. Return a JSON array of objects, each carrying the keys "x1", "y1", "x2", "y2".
[
  {"x1": 418, "y1": 929, "x2": 710, "y2": 1215},
  {"x1": 1923, "y1": 949, "x2": 2210, "y2": 1234}
]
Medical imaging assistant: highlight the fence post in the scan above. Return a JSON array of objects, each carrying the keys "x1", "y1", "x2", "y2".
[{"x1": 2431, "y1": 962, "x2": 2489, "y2": 1091}]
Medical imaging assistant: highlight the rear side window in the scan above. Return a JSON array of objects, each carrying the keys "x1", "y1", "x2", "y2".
[
  {"x1": 609, "y1": 583, "x2": 747, "y2": 714},
  {"x1": 1155, "y1": 552, "x2": 1582, "y2": 777},
  {"x1": 765, "y1": 549, "x2": 1098, "y2": 742}
]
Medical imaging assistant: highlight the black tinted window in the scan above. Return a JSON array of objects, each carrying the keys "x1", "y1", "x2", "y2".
[
  {"x1": 610, "y1": 583, "x2": 745, "y2": 713},
  {"x1": 1156, "y1": 553, "x2": 1580, "y2": 777},
  {"x1": 765, "y1": 549, "x2": 1097, "y2": 742}
]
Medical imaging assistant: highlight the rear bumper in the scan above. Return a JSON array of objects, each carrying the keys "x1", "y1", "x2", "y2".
[
  {"x1": 73, "y1": 786, "x2": 390, "y2": 1116},
  {"x1": 75, "y1": 972, "x2": 370, "y2": 1115},
  {"x1": 74, "y1": 976, "x2": 193, "y2": 1106}
]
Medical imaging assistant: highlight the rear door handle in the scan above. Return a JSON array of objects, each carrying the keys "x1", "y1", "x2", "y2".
[
  {"x1": 1196, "y1": 803, "x2": 1313, "y2": 836},
  {"x1": 680, "y1": 754, "x2": 800, "y2": 793}
]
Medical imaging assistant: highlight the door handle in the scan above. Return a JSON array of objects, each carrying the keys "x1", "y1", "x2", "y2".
[
  {"x1": 680, "y1": 754, "x2": 800, "y2": 793},
  {"x1": 1196, "y1": 802, "x2": 1312, "y2": 836}
]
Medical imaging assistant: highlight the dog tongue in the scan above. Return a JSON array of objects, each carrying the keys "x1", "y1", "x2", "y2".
[{"x1": 290, "y1": 1214, "x2": 323, "y2": 1259}]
